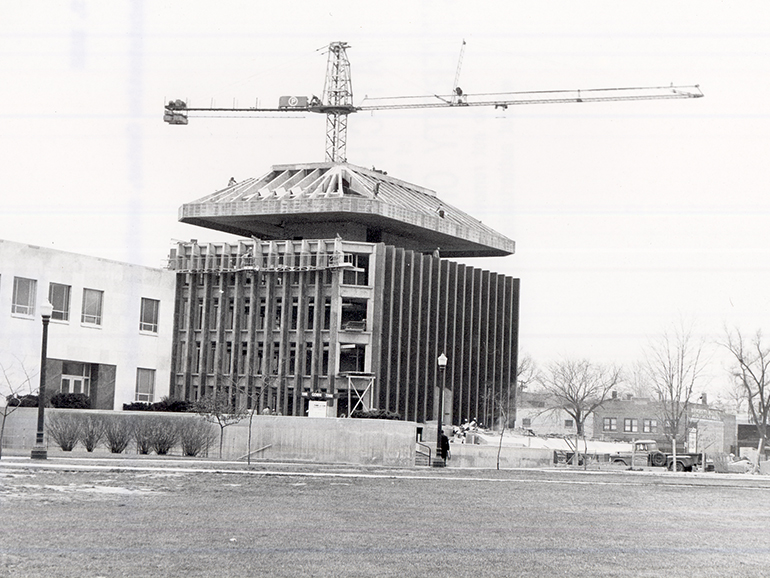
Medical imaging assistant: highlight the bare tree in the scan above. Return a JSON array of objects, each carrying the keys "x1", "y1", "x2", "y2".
[
  {"x1": 510, "y1": 354, "x2": 536, "y2": 430},
  {"x1": 625, "y1": 361, "x2": 654, "y2": 399},
  {"x1": 196, "y1": 386, "x2": 248, "y2": 459},
  {"x1": 722, "y1": 328, "x2": 770, "y2": 469},
  {"x1": 723, "y1": 375, "x2": 750, "y2": 415},
  {"x1": 644, "y1": 322, "x2": 707, "y2": 460},
  {"x1": 0, "y1": 359, "x2": 37, "y2": 459},
  {"x1": 241, "y1": 375, "x2": 270, "y2": 465},
  {"x1": 537, "y1": 359, "x2": 622, "y2": 465}
]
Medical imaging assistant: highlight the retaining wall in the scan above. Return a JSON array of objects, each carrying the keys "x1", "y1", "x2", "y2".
[
  {"x1": 446, "y1": 442, "x2": 553, "y2": 469},
  {"x1": 1, "y1": 408, "x2": 416, "y2": 466}
]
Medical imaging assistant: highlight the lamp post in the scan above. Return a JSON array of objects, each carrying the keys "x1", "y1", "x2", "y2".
[
  {"x1": 433, "y1": 353, "x2": 448, "y2": 467},
  {"x1": 31, "y1": 300, "x2": 53, "y2": 460}
]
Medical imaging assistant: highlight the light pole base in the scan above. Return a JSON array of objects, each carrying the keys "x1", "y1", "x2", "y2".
[
  {"x1": 30, "y1": 446, "x2": 48, "y2": 460},
  {"x1": 431, "y1": 457, "x2": 446, "y2": 468}
]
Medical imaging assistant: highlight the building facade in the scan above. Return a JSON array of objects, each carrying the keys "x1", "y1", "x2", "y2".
[
  {"x1": 592, "y1": 396, "x2": 736, "y2": 453},
  {"x1": 0, "y1": 239, "x2": 176, "y2": 409},
  {"x1": 515, "y1": 391, "x2": 594, "y2": 437},
  {"x1": 168, "y1": 162, "x2": 520, "y2": 427}
]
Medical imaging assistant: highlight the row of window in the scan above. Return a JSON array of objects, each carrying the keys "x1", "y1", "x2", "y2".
[
  {"x1": 181, "y1": 295, "x2": 367, "y2": 334},
  {"x1": 58, "y1": 362, "x2": 155, "y2": 403},
  {"x1": 521, "y1": 418, "x2": 574, "y2": 428},
  {"x1": 180, "y1": 338, "x2": 366, "y2": 377},
  {"x1": 8, "y1": 276, "x2": 159, "y2": 333},
  {"x1": 180, "y1": 253, "x2": 370, "y2": 287},
  {"x1": 603, "y1": 417, "x2": 658, "y2": 433},
  {"x1": 520, "y1": 417, "x2": 659, "y2": 433}
]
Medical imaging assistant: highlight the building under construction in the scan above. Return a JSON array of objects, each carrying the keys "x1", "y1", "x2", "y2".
[{"x1": 168, "y1": 161, "x2": 519, "y2": 427}]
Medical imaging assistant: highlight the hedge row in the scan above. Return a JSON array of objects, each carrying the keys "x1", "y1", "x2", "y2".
[{"x1": 45, "y1": 413, "x2": 217, "y2": 456}]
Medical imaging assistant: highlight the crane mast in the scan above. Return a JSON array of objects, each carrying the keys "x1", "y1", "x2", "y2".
[
  {"x1": 164, "y1": 41, "x2": 703, "y2": 163},
  {"x1": 320, "y1": 42, "x2": 355, "y2": 163}
]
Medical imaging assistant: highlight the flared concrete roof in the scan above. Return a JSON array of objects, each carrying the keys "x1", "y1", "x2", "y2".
[{"x1": 179, "y1": 162, "x2": 514, "y2": 258}]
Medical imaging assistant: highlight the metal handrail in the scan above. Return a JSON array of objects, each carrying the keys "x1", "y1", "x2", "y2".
[{"x1": 416, "y1": 441, "x2": 431, "y2": 465}]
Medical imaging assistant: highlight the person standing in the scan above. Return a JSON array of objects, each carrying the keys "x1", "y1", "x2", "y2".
[{"x1": 440, "y1": 432, "x2": 451, "y2": 464}]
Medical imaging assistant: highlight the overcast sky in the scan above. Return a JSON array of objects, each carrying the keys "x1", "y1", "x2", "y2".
[{"x1": 2, "y1": 1, "x2": 769, "y2": 398}]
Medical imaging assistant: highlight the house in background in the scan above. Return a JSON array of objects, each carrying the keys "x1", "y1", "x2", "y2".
[
  {"x1": 0, "y1": 239, "x2": 176, "y2": 410},
  {"x1": 516, "y1": 391, "x2": 593, "y2": 437}
]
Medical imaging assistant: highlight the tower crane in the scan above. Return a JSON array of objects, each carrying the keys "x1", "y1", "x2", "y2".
[{"x1": 164, "y1": 41, "x2": 703, "y2": 163}]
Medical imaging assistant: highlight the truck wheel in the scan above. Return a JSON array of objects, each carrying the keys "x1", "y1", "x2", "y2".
[
  {"x1": 613, "y1": 459, "x2": 627, "y2": 467},
  {"x1": 669, "y1": 461, "x2": 684, "y2": 472},
  {"x1": 651, "y1": 452, "x2": 666, "y2": 467}
]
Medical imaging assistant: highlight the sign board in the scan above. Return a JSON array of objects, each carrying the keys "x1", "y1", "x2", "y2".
[
  {"x1": 279, "y1": 95, "x2": 309, "y2": 109},
  {"x1": 301, "y1": 391, "x2": 335, "y2": 400},
  {"x1": 307, "y1": 401, "x2": 328, "y2": 418}
]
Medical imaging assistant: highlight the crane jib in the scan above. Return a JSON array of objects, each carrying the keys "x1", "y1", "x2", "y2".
[{"x1": 163, "y1": 41, "x2": 702, "y2": 164}]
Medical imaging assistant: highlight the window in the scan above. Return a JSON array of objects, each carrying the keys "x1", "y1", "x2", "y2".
[
  {"x1": 624, "y1": 418, "x2": 639, "y2": 433},
  {"x1": 274, "y1": 298, "x2": 282, "y2": 329},
  {"x1": 271, "y1": 342, "x2": 280, "y2": 375},
  {"x1": 522, "y1": 418, "x2": 532, "y2": 428},
  {"x1": 288, "y1": 342, "x2": 297, "y2": 375},
  {"x1": 342, "y1": 253, "x2": 369, "y2": 286},
  {"x1": 135, "y1": 368, "x2": 155, "y2": 402},
  {"x1": 291, "y1": 298, "x2": 299, "y2": 330},
  {"x1": 323, "y1": 298, "x2": 331, "y2": 330},
  {"x1": 564, "y1": 419, "x2": 574, "y2": 428},
  {"x1": 226, "y1": 298, "x2": 235, "y2": 329},
  {"x1": 208, "y1": 342, "x2": 217, "y2": 373},
  {"x1": 61, "y1": 362, "x2": 91, "y2": 396},
  {"x1": 12, "y1": 277, "x2": 36, "y2": 315},
  {"x1": 81, "y1": 288, "x2": 104, "y2": 325},
  {"x1": 603, "y1": 417, "x2": 617, "y2": 432},
  {"x1": 643, "y1": 419, "x2": 657, "y2": 433},
  {"x1": 193, "y1": 341, "x2": 202, "y2": 373},
  {"x1": 258, "y1": 298, "x2": 267, "y2": 330},
  {"x1": 209, "y1": 298, "x2": 219, "y2": 330},
  {"x1": 239, "y1": 342, "x2": 248, "y2": 375},
  {"x1": 179, "y1": 299, "x2": 188, "y2": 330},
  {"x1": 49, "y1": 283, "x2": 71, "y2": 321},
  {"x1": 306, "y1": 297, "x2": 315, "y2": 330},
  {"x1": 140, "y1": 298, "x2": 160, "y2": 333},
  {"x1": 305, "y1": 342, "x2": 313, "y2": 375},
  {"x1": 224, "y1": 342, "x2": 233, "y2": 374}
]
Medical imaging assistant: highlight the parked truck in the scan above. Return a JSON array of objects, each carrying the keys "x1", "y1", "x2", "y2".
[{"x1": 609, "y1": 439, "x2": 709, "y2": 472}]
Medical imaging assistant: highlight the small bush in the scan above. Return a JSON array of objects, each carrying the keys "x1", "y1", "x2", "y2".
[
  {"x1": 350, "y1": 408, "x2": 401, "y2": 420},
  {"x1": 133, "y1": 415, "x2": 180, "y2": 455},
  {"x1": 123, "y1": 401, "x2": 153, "y2": 412},
  {"x1": 102, "y1": 415, "x2": 134, "y2": 454},
  {"x1": 133, "y1": 416, "x2": 155, "y2": 454},
  {"x1": 6, "y1": 394, "x2": 38, "y2": 407},
  {"x1": 78, "y1": 414, "x2": 106, "y2": 452},
  {"x1": 50, "y1": 393, "x2": 90, "y2": 409},
  {"x1": 122, "y1": 397, "x2": 194, "y2": 413},
  {"x1": 178, "y1": 418, "x2": 217, "y2": 457},
  {"x1": 161, "y1": 399, "x2": 195, "y2": 413},
  {"x1": 150, "y1": 417, "x2": 179, "y2": 455},
  {"x1": 46, "y1": 413, "x2": 81, "y2": 451}
]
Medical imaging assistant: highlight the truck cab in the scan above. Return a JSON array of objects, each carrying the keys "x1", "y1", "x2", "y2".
[{"x1": 610, "y1": 439, "x2": 668, "y2": 468}]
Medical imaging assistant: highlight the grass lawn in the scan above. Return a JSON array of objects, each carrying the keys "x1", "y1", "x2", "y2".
[{"x1": 2, "y1": 459, "x2": 769, "y2": 577}]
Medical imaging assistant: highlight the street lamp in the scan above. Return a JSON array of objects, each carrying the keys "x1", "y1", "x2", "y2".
[
  {"x1": 31, "y1": 300, "x2": 53, "y2": 460},
  {"x1": 433, "y1": 353, "x2": 448, "y2": 467}
]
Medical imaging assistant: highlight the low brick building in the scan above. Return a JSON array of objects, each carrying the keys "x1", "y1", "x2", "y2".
[{"x1": 592, "y1": 395, "x2": 736, "y2": 453}]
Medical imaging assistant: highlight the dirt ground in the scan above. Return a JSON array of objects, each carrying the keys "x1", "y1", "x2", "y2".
[{"x1": 2, "y1": 456, "x2": 770, "y2": 577}]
